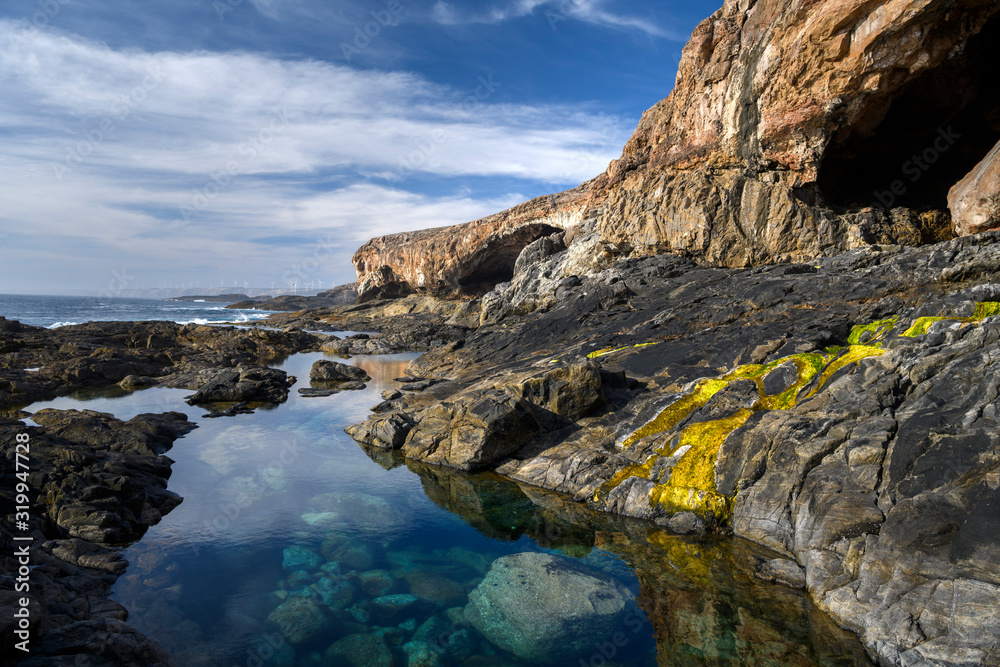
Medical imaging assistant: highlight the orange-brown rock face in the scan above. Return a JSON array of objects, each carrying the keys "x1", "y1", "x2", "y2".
[
  {"x1": 352, "y1": 185, "x2": 589, "y2": 301},
  {"x1": 355, "y1": 0, "x2": 1000, "y2": 300},
  {"x1": 595, "y1": 0, "x2": 999, "y2": 263}
]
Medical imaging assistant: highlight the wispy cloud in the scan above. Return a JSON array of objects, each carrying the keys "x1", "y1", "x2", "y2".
[
  {"x1": 428, "y1": 0, "x2": 684, "y2": 39},
  {"x1": 0, "y1": 20, "x2": 631, "y2": 293}
]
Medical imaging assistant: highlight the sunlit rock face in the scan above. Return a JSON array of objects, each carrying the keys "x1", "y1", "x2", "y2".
[
  {"x1": 950, "y1": 139, "x2": 1000, "y2": 236},
  {"x1": 354, "y1": 0, "x2": 1000, "y2": 301}
]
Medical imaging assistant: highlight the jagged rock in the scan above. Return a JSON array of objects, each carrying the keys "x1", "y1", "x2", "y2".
[
  {"x1": 186, "y1": 366, "x2": 292, "y2": 404},
  {"x1": 345, "y1": 411, "x2": 416, "y2": 450},
  {"x1": 309, "y1": 360, "x2": 371, "y2": 383},
  {"x1": 464, "y1": 552, "x2": 638, "y2": 665},
  {"x1": 950, "y1": 139, "x2": 1000, "y2": 236},
  {"x1": 401, "y1": 389, "x2": 543, "y2": 472}
]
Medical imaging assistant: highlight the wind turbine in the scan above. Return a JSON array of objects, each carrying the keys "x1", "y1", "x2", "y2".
[
  {"x1": 270, "y1": 281, "x2": 275, "y2": 290},
  {"x1": 243, "y1": 281, "x2": 249, "y2": 290},
  {"x1": 317, "y1": 279, "x2": 323, "y2": 289}
]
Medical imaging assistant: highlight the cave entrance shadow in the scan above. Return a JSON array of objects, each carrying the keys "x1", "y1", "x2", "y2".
[
  {"x1": 455, "y1": 224, "x2": 562, "y2": 295},
  {"x1": 818, "y1": 15, "x2": 1000, "y2": 212}
]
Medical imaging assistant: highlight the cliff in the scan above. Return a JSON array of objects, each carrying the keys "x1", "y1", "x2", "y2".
[{"x1": 354, "y1": 0, "x2": 1000, "y2": 301}]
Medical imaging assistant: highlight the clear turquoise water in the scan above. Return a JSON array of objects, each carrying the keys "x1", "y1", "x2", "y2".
[{"x1": 26, "y1": 351, "x2": 874, "y2": 666}]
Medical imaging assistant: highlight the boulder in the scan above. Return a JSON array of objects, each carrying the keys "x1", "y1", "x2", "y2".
[
  {"x1": 950, "y1": 139, "x2": 1000, "y2": 236},
  {"x1": 506, "y1": 359, "x2": 605, "y2": 423},
  {"x1": 402, "y1": 389, "x2": 543, "y2": 471},
  {"x1": 310, "y1": 360, "x2": 371, "y2": 383},
  {"x1": 186, "y1": 365, "x2": 292, "y2": 403},
  {"x1": 324, "y1": 633, "x2": 393, "y2": 667},
  {"x1": 266, "y1": 597, "x2": 330, "y2": 645},
  {"x1": 345, "y1": 411, "x2": 417, "y2": 450},
  {"x1": 465, "y1": 552, "x2": 639, "y2": 665}
]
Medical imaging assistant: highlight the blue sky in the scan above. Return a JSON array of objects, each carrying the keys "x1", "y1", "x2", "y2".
[{"x1": 0, "y1": 0, "x2": 719, "y2": 295}]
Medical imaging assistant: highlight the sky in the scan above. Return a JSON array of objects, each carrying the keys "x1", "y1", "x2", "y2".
[{"x1": 0, "y1": 0, "x2": 720, "y2": 296}]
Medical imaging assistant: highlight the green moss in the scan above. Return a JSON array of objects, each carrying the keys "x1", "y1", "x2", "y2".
[
  {"x1": 621, "y1": 378, "x2": 730, "y2": 448},
  {"x1": 902, "y1": 303, "x2": 1000, "y2": 337},
  {"x1": 847, "y1": 316, "x2": 898, "y2": 346},
  {"x1": 648, "y1": 409, "x2": 753, "y2": 522},
  {"x1": 755, "y1": 354, "x2": 827, "y2": 410}
]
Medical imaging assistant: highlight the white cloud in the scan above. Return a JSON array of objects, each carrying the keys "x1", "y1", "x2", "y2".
[
  {"x1": 426, "y1": 0, "x2": 683, "y2": 39},
  {"x1": 0, "y1": 20, "x2": 632, "y2": 293}
]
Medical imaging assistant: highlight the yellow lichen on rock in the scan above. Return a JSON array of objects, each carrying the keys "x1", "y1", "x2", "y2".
[
  {"x1": 806, "y1": 345, "x2": 884, "y2": 397},
  {"x1": 604, "y1": 306, "x2": 1000, "y2": 523},
  {"x1": 648, "y1": 410, "x2": 752, "y2": 521},
  {"x1": 847, "y1": 317, "x2": 898, "y2": 347},
  {"x1": 621, "y1": 378, "x2": 730, "y2": 448}
]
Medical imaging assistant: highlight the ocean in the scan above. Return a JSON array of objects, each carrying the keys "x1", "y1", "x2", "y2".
[{"x1": 0, "y1": 293, "x2": 272, "y2": 329}]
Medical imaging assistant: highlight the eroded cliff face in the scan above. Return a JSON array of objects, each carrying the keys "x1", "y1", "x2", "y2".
[
  {"x1": 354, "y1": 0, "x2": 1000, "y2": 300},
  {"x1": 352, "y1": 185, "x2": 589, "y2": 302},
  {"x1": 594, "y1": 0, "x2": 1000, "y2": 263}
]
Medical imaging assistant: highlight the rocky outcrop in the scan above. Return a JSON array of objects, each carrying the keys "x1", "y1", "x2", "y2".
[
  {"x1": 344, "y1": 230, "x2": 1000, "y2": 665},
  {"x1": 0, "y1": 410, "x2": 195, "y2": 665},
  {"x1": 352, "y1": 186, "x2": 589, "y2": 301},
  {"x1": 185, "y1": 365, "x2": 293, "y2": 404},
  {"x1": 227, "y1": 283, "x2": 358, "y2": 311},
  {"x1": 354, "y1": 0, "x2": 1000, "y2": 301},
  {"x1": 309, "y1": 360, "x2": 370, "y2": 383},
  {"x1": 950, "y1": 139, "x2": 1000, "y2": 235},
  {"x1": 0, "y1": 320, "x2": 321, "y2": 409},
  {"x1": 353, "y1": 359, "x2": 605, "y2": 470}
]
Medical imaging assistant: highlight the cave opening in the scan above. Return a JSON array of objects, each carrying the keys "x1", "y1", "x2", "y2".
[
  {"x1": 818, "y1": 15, "x2": 1000, "y2": 212},
  {"x1": 457, "y1": 224, "x2": 562, "y2": 294}
]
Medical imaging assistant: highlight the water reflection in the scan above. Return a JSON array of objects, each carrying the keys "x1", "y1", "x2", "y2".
[
  {"x1": 23, "y1": 352, "x2": 871, "y2": 666},
  {"x1": 388, "y1": 458, "x2": 873, "y2": 667}
]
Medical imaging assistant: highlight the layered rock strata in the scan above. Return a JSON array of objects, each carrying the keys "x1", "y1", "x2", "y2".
[
  {"x1": 353, "y1": 0, "x2": 1000, "y2": 301},
  {"x1": 346, "y1": 231, "x2": 1000, "y2": 666}
]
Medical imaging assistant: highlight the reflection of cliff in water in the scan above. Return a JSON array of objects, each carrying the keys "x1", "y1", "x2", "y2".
[{"x1": 392, "y1": 454, "x2": 874, "y2": 666}]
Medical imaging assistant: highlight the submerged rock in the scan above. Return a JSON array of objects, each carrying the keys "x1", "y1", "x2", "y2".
[
  {"x1": 282, "y1": 546, "x2": 322, "y2": 571},
  {"x1": 325, "y1": 633, "x2": 393, "y2": 667},
  {"x1": 465, "y1": 552, "x2": 639, "y2": 665},
  {"x1": 265, "y1": 597, "x2": 330, "y2": 645}
]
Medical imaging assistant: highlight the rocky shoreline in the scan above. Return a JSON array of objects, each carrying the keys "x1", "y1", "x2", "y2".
[
  {"x1": 4, "y1": 232, "x2": 1000, "y2": 664},
  {"x1": 335, "y1": 230, "x2": 1000, "y2": 666},
  {"x1": 0, "y1": 321, "x2": 326, "y2": 664}
]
